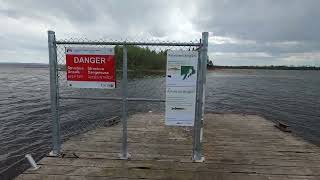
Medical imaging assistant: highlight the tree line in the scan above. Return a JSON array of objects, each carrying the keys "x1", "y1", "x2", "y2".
[
  {"x1": 114, "y1": 46, "x2": 216, "y2": 71},
  {"x1": 115, "y1": 45, "x2": 166, "y2": 70}
]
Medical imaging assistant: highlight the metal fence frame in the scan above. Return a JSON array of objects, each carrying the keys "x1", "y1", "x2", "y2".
[{"x1": 48, "y1": 31, "x2": 208, "y2": 161}]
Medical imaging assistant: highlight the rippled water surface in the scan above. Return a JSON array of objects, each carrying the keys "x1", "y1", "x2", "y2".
[{"x1": 0, "y1": 64, "x2": 319, "y2": 178}]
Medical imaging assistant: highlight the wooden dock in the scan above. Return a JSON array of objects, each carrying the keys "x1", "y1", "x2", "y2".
[{"x1": 16, "y1": 113, "x2": 320, "y2": 180}]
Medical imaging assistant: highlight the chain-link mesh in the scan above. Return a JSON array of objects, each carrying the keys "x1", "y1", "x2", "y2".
[
  {"x1": 0, "y1": 37, "x2": 201, "y2": 179},
  {"x1": 56, "y1": 42, "x2": 120, "y2": 139},
  {"x1": 55, "y1": 37, "x2": 200, "y2": 141}
]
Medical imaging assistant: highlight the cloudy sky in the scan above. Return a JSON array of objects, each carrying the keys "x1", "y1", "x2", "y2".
[{"x1": 1, "y1": 0, "x2": 319, "y2": 66}]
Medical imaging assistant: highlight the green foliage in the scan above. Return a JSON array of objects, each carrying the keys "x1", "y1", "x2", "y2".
[{"x1": 114, "y1": 45, "x2": 166, "y2": 70}]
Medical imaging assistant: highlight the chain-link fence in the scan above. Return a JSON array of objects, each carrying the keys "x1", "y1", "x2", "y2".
[
  {"x1": 56, "y1": 41, "x2": 122, "y2": 139},
  {"x1": 0, "y1": 32, "x2": 207, "y2": 179},
  {"x1": 48, "y1": 31, "x2": 208, "y2": 160}
]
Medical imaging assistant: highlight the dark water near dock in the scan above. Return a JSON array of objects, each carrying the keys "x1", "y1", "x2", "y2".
[{"x1": 0, "y1": 64, "x2": 319, "y2": 178}]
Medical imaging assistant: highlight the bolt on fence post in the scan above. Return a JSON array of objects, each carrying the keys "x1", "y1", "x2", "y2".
[
  {"x1": 193, "y1": 32, "x2": 208, "y2": 162},
  {"x1": 48, "y1": 30, "x2": 61, "y2": 156},
  {"x1": 120, "y1": 45, "x2": 129, "y2": 159}
]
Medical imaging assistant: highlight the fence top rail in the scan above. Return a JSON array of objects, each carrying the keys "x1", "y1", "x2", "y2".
[{"x1": 55, "y1": 40, "x2": 202, "y2": 47}]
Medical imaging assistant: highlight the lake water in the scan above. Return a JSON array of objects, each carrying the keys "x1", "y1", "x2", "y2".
[{"x1": 0, "y1": 64, "x2": 319, "y2": 178}]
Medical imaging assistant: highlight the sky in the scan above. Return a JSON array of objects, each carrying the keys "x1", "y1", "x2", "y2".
[{"x1": 0, "y1": 0, "x2": 319, "y2": 66}]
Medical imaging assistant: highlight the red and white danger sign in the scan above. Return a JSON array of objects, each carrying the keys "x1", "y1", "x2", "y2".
[{"x1": 66, "y1": 47, "x2": 116, "y2": 89}]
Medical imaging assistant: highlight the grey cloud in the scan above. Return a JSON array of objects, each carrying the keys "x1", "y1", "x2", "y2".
[
  {"x1": 196, "y1": 0, "x2": 320, "y2": 65},
  {"x1": 211, "y1": 41, "x2": 320, "y2": 55},
  {"x1": 196, "y1": 0, "x2": 320, "y2": 42},
  {"x1": 2, "y1": 0, "x2": 184, "y2": 37},
  {"x1": 3, "y1": 0, "x2": 100, "y2": 23},
  {"x1": 0, "y1": 0, "x2": 319, "y2": 65}
]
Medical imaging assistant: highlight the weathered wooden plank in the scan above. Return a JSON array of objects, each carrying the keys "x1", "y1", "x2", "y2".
[
  {"x1": 61, "y1": 143, "x2": 320, "y2": 161},
  {"x1": 16, "y1": 173, "x2": 320, "y2": 180},
  {"x1": 16, "y1": 113, "x2": 320, "y2": 180},
  {"x1": 38, "y1": 157, "x2": 320, "y2": 171},
  {"x1": 52, "y1": 149, "x2": 320, "y2": 163},
  {"x1": 16, "y1": 174, "x2": 144, "y2": 180},
  {"x1": 22, "y1": 163, "x2": 320, "y2": 176}
]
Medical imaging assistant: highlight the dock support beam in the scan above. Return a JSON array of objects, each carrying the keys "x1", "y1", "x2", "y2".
[
  {"x1": 120, "y1": 45, "x2": 130, "y2": 159},
  {"x1": 48, "y1": 30, "x2": 61, "y2": 156},
  {"x1": 193, "y1": 32, "x2": 208, "y2": 162}
]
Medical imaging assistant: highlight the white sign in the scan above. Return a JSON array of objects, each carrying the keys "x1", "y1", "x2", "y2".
[{"x1": 165, "y1": 50, "x2": 198, "y2": 126}]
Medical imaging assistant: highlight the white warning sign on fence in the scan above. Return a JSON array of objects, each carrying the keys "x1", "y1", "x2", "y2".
[{"x1": 165, "y1": 50, "x2": 198, "y2": 126}]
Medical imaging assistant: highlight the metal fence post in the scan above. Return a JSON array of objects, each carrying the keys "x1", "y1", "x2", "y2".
[
  {"x1": 48, "y1": 30, "x2": 61, "y2": 156},
  {"x1": 193, "y1": 32, "x2": 208, "y2": 162},
  {"x1": 200, "y1": 32, "x2": 209, "y2": 141},
  {"x1": 193, "y1": 42, "x2": 203, "y2": 162},
  {"x1": 120, "y1": 45, "x2": 129, "y2": 159}
]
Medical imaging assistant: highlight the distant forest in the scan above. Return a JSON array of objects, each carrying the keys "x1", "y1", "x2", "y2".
[
  {"x1": 115, "y1": 45, "x2": 166, "y2": 70},
  {"x1": 114, "y1": 46, "x2": 319, "y2": 71}
]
